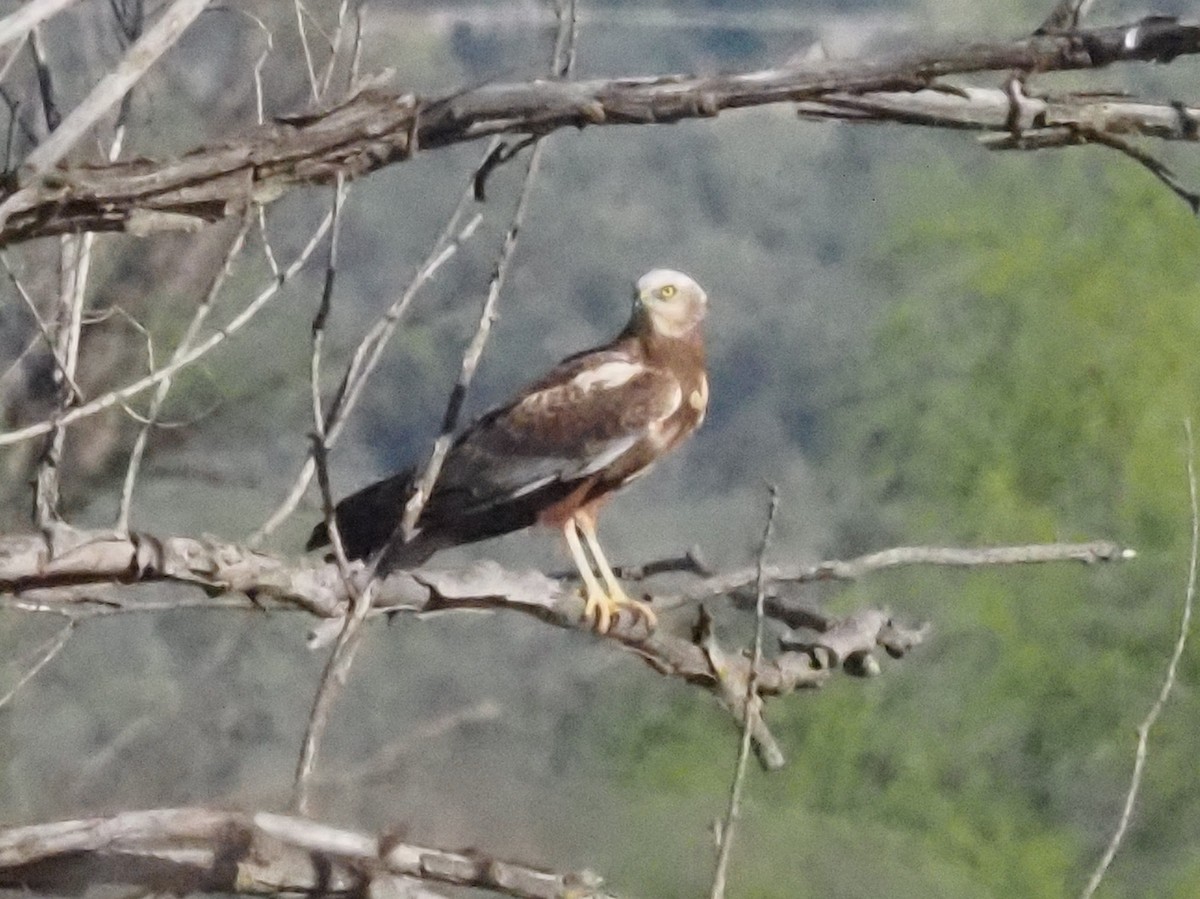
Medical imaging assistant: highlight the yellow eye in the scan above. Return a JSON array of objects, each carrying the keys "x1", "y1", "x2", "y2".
[{"x1": 659, "y1": 284, "x2": 677, "y2": 299}]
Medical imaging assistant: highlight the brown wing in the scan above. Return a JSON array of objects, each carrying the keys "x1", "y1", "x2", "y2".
[
  {"x1": 422, "y1": 348, "x2": 682, "y2": 524},
  {"x1": 310, "y1": 346, "x2": 683, "y2": 568}
]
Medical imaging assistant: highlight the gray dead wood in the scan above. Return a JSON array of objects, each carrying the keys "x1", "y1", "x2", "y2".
[
  {"x1": 0, "y1": 807, "x2": 611, "y2": 899},
  {"x1": 0, "y1": 530, "x2": 1136, "y2": 768},
  {"x1": 0, "y1": 17, "x2": 1195, "y2": 246}
]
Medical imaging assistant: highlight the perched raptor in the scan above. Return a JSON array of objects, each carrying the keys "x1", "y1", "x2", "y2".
[{"x1": 307, "y1": 269, "x2": 709, "y2": 633}]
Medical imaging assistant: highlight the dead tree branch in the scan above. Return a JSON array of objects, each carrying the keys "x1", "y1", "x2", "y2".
[
  {"x1": 0, "y1": 807, "x2": 614, "y2": 899},
  {"x1": 653, "y1": 540, "x2": 1136, "y2": 615},
  {"x1": 0, "y1": 17, "x2": 1195, "y2": 245},
  {"x1": 0, "y1": 529, "x2": 1135, "y2": 768},
  {"x1": 797, "y1": 89, "x2": 1200, "y2": 144}
]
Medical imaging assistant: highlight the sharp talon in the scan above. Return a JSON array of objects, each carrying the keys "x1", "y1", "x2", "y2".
[
  {"x1": 582, "y1": 587, "x2": 612, "y2": 634},
  {"x1": 610, "y1": 593, "x2": 657, "y2": 635}
]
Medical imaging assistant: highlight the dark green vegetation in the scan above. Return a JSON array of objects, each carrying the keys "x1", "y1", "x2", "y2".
[{"x1": 2, "y1": 2, "x2": 1199, "y2": 897}]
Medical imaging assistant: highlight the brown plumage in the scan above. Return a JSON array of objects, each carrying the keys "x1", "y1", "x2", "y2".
[{"x1": 307, "y1": 268, "x2": 708, "y2": 632}]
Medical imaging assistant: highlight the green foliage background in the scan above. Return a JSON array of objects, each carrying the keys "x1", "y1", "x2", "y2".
[{"x1": 2, "y1": 2, "x2": 1200, "y2": 897}]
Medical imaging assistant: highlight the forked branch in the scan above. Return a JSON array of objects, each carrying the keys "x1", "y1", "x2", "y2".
[{"x1": 0, "y1": 17, "x2": 1195, "y2": 245}]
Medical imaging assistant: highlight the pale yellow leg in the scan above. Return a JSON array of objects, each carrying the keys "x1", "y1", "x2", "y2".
[
  {"x1": 563, "y1": 518, "x2": 612, "y2": 633},
  {"x1": 576, "y1": 512, "x2": 657, "y2": 632}
]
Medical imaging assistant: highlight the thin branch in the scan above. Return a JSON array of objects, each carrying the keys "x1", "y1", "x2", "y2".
[
  {"x1": 247, "y1": 189, "x2": 482, "y2": 546},
  {"x1": 797, "y1": 88, "x2": 1200, "y2": 144},
  {"x1": 711, "y1": 485, "x2": 779, "y2": 899},
  {"x1": 317, "y1": 0, "x2": 353, "y2": 99},
  {"x1": 10, "y1": 0, "x2": 210, "y2": 177},
  {"x1": 35, "y1": 127, "x2": 127, "y2": 529},
  {"x1": 115, "y1": 216, "x2": 251, "y2": 532},
  {"x1": 0, "y1": 0, "x2": 80, "y2": 50},
  {"x1": 213, "y1": 6, "x2": 274, "y2": 126},
  {"x1": 1080, "y1": 420, "x2": 1197, "y2": 898},
  {"x1": 292, "y1": 0, "x2": 320, "y2": 103},
  {"x1": 0, "y1": 807, "x2": 614, "y2": 899},
  {"x1": 1044, "y1": 127, "x2": 1200, "y2": 213},
  {"x1": 292, "y1": 446, "x2": 378, "y2": 814},
  {"x1": 1, "y1": 252, "x2": 86, "y2": 404},
  {"x1": 0, "y1": 617, "x2": 74, "y2": 710},
  {"x1": 398, "y1": 0, "x2": 577, "y2": 547},
  {"x1": 654, "y1": 540, "x2": 1136, "y2": 610},
  {"x1": 1, "y1": 16, "x2": 1196, "y2": 244},
  {"x1": 315, "y1": 699, "x2": 502, "y2": 787},
  {"x1": 33, "y1": 233, "x2": 89, "y2": 528},
  {"x1": 0, "y1": 207, "x2": 333, "y2": 449},
  {"x1": 397, "y1": 151, "x2": 535, "y2": 543},
  {"x1": 292, "y1": 174, "x2": 371, "y2": 817}
]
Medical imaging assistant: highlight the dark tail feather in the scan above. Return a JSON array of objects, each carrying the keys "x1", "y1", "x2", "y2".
[{"x1": 306, "y1": 468, "x2": 417, "y2": 562}]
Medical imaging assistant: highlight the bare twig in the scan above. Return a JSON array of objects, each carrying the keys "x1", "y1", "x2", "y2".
[
  {"x1": 292, "y1": 0, "x2": 320, "y2": 103},
  {"x1": 317, "y1": 0, "x2": 353, "y2": 99},
  {"x1": 212, "y1": 6, "x2": 273, "y2": 126},
  {"x1": 0, "y1": 0, "x2": 80, "y2": 50},
  {"x1": 397, "y1": 158, "x2": 533, "y2": 542},
  {"x1": 317, "y1": 700, "x2": 502, "y2": 787},
  {"x1": 293, "y1": 0, "x2": 577, "y2": 811},
  {"x1": 33, "y1": 233, "x2": 89, "y2": 528},
  {"x1": 1070, "y1": 128, "x2": 1200, "y2": 214},
  {"x1": 247, "y1": 195, "x2": 482, "y2": 545},
  {"x1": 11, "y1": 0, "x2": 210, "y2": 177},
  {"x1": 655, "y1": 540, "x2": 1136, "y2": 610},
  {"x1": 0, "y1": 807, "x2": 614, "y2": 899},
  {"x1": 399, "y1": 0, "x2": 577, "y2": 546},
  {"x1": 116, "y1": 217, "x2": 251, "y2": 532},
  {"x1": 1, "y1": 253, "x2": 85, "y2": 403},
  {"x1": 798, "y1": 89, "x2": 1200, "y2": 144},
  {"x1": 1080, "y1": 421, "x2": 1197, "y2": 898},
  {"x1": 32, "y1": 128, "x2": 125, "y2": 529},
  {"x1": 0, "y1": 208, "x2": 333, "y2": 449},
  {"x1": 292, "y1": 452, "x2": 377, "y2": 815},
  {"x1": 292, "y1": 175, "x2": 369, "y2": 816},
  {"x1": 711, "y1": 485, "x2": 779, "y2": 899},
  {"x1": 307, "y1": 176, "x2": 353, "y2": 579},
  {"x1": 0, "y1": 617, "x2": 74, "y2": 710}
]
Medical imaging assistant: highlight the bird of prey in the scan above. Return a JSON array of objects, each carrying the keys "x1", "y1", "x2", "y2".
[{"x1": 307, "y1": 268, "x2": 709, "y2": 633}]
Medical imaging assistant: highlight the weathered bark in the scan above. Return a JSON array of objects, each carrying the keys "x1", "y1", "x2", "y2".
[
  {"x1": 0, "y1": 17, "x2": 1195, "y2": 246},
  {"x1": 1, "y1": 528, "x2": 1134, "y2": 767},
  {"x1": 0, "y1": 807, "x2": 612, "y2": 899}
]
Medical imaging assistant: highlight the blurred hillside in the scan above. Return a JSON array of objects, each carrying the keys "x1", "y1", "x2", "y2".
[{"x1": 2, "y1": 1, "x2": 1200, "y2": 897}]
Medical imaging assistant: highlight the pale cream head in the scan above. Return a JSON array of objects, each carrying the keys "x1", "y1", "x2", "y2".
[{"x1": 635, "y1": 268, "x2": 708, "y2": 338}]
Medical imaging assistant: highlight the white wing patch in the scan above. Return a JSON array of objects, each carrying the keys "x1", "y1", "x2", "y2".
[
  {"x1": 689, "y1": 374, "x2": 709, "y2": 425},
  {"x1": 570, "y1": 359, "x2": 642, "y2": 392},
  {"x1": 647, "y1": 382, "x2": 684, "y2": 448},
  {"x1": 578, "y1": 434, "x2": 640, "y2": 476}
]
